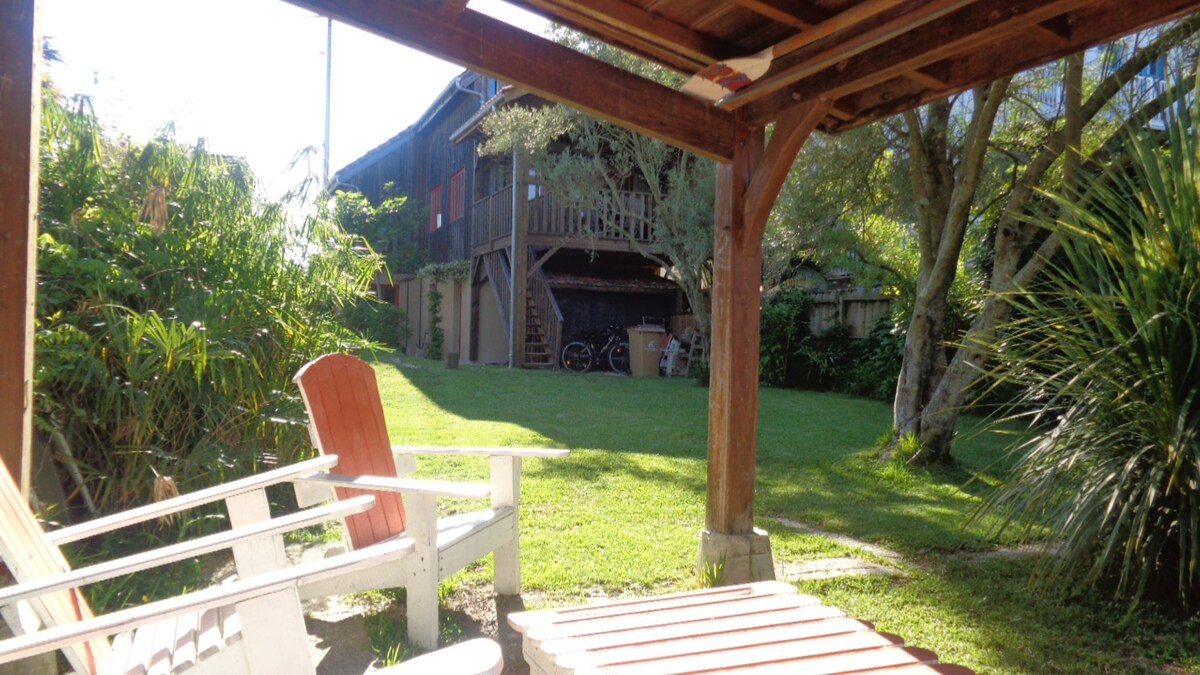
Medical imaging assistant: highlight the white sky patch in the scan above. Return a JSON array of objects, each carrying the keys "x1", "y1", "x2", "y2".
[{"x1": 39, "y1": 0, "x2": 548, "y2": 200}]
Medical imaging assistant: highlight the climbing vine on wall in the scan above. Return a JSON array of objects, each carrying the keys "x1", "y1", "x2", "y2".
[{"x1": 416, "y1": 262, "x2": 470, "y2": 360}]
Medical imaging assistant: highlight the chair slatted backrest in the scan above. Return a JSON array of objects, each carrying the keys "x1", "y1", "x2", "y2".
[
  {"x1": 294, "y1": 354, "x2": 407, "y2": 549},
  {"x1": 0, "y1": 466, "x2": 110, "y2": 674}
]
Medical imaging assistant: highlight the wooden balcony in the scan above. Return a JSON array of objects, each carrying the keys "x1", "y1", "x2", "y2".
[{"x1": 471, "y1": 187, "x2": 657, "y2": 256}]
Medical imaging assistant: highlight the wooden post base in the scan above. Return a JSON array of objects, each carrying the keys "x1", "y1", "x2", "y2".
[{"x1": 698, "y1": 528, "x2": 775, "y2": 585}]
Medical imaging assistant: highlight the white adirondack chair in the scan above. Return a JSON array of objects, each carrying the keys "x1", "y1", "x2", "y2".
[
  {"x1": 291, "y1": 353, "x2": 569, "y2": 649},
  {"x1": 0, "y1": 455, "x2": 415, "y2": 674}
]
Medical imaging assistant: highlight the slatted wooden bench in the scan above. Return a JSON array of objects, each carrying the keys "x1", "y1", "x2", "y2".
[{"x1": 508, "y1": 581, "x2": 973, "y2": 674}]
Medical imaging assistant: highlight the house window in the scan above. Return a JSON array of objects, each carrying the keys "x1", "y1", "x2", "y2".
[
  {"x1": 448, "y1": 169, "x2": 465, "y2": 223},
  {"x1": 428, "y1": 184, "x2": 443, "y2": 232}
]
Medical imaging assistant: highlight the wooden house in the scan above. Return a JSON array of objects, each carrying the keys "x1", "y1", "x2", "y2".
[{"x1": 334, "y1": 71, "x2": 682, "y2": 368}]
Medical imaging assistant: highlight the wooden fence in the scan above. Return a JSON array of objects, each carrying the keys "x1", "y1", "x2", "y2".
[{"x1": 808, "y1": 290, "x2": 893, "y2": 338}]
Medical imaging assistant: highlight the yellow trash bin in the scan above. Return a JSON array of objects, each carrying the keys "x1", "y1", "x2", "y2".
[{"x1": 626, "y1": 324, "x2": 666, "y2": 377}]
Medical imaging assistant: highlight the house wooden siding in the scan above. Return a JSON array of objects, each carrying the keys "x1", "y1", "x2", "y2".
[
  {"x1": 338, "y1": 72, "x2": 486, "y2": 264},
  {"x1": 417, "y1": 93, "x2": 480, "y2": 262}
]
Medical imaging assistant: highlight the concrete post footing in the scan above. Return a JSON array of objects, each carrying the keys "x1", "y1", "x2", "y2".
[{"x1": 698, "y1": 527, "x2": 775, "y2": 585}]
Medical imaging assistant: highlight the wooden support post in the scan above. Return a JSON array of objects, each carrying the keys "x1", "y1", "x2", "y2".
[
  {"x1": 510, "y1": 151, "x2": 529, "y2": 368},
  {"x1": 0, "y1": 0, "x2": 39, "y2": 495},
  {"x1": 701, "y1": 103, "x2": 828, "y2": 584},
  {"x1": 706, "y1": 116, "x2": 765, "y2": 538}
]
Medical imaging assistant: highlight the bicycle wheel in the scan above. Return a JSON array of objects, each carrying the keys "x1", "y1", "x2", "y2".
[
  {"x1": 607, "y1": 341, "x2": 631, "y2": 375},
  {"x1": 562, "y1": 341, "x2": 594, "y2": 373}
]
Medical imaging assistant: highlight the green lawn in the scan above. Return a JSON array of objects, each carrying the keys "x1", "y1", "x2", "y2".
[{"x1": 373, "y1": 353, "x2": 1200, "y2": 674}]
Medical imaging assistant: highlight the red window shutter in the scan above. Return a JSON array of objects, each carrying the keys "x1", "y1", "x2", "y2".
[
  {"x1": 449, "y1": 169, "x2": 466, "y2": 223},
  {"x1": 428, "y1": 184, "x2": 443, "y2": 232}
]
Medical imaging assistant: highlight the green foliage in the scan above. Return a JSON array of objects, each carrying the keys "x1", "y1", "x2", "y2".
[
  {"x1": 415, "y1": 261, "x2": 470, "y2": 283},
  {"x1": 414, "y1": 262, "x2": 468, "y2": 361},
  {"x1": 759, "y1": 290, "x2": 813, "y2": 387},
  {"x1": 333, "y1": 187, "x2": 425, "y2": 276},
  {"x1": 980, "y1": 100, "x2": 1200, "y2": 608},
  {"x1": 759, "y1": 290, "x2": 856, "y2": 391},
  {"x1": 426, "y1": 284, "x2": 444, "y2": 361},
  {"x1": 690, "y1": 358, "x2": 709, "y2": 388},
  {"x1": 890, "y1": 433, "x2": 925, "y2": 465},
  {"x1": 765, "y1": 126, "x2": 917, "y2": 295},
  {"x1": 697, "y1": 554, "x2": 726, "y2": 588},
  {"x1": 35, "y1": 92, "x2": 379, "y2": 513},
  {"x1": 841, "y1": 317, "x2": 906, "y2": 402},
  {"x1": 342, "y1": 299, "x2": 410, "y2": 350}
]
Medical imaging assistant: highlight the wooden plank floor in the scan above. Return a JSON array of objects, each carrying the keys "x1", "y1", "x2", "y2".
[{"x1": 508, "y1": 582, "x2": 973, "y2": 675}]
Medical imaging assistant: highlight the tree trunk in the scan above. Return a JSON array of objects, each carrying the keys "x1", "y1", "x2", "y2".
[
  {"x1": 891, "y1": 85, "x2": 1006, "y2": 463},
  {"x1": 891, "y1": 19, "x2": 1199, "y2": 461}
]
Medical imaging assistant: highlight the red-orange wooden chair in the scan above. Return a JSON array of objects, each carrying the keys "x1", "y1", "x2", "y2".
[{"x1": 292, "y1": 353, "x2": 568, "y2": 649}]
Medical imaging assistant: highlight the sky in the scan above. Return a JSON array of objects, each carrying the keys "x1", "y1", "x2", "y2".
[{"x1": 39, "y1": 0, "x2": 548, "y2": 199}]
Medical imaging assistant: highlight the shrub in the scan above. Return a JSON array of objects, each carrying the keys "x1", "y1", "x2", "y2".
[
  {"x1": 841, "y1": 316, "x2": 905, "y2": 401},
  {"x1": 979, "y1": 103, "x2": 1200, "y2": 608},
  {"x1": 342, "y1": 299, "x2": 410, "y2": 350},
  {"x1": 759, "y1": 289, "x2": 856, "y2": 390},
  {"x1": 35, "y1": 93, "x2": 380, "y2": 513}
]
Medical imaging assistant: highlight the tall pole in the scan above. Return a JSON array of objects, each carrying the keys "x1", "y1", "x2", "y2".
[{"x1": 323, "y1": 17, "x2": 332, "y2": 188}]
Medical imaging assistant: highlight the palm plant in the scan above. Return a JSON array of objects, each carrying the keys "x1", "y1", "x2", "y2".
[{"x1": 980, "y1": 91, "x2": 1200, "y2": 608}]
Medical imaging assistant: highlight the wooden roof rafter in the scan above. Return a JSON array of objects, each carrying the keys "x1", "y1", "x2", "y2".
[
  {"x1": 287, "y1": 0, "x2": 736, "y2": 161},
  {"x1": 727, "y1": 0, "x2": 827, "y2": 29},
  {"x1": 508, "y1": 0, "x2": 742, "y2": 72},
  {"x1": 744, "y1": 0, "x2": 1200, "y2": 128}
]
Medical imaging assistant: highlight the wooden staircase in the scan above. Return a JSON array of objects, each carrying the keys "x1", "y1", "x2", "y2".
[
  {"x1": 523, "y1": 290, "x2": 554, "y2": 368},
  {"x1": 524, "y1": 261, "x2": 563, "y2": 370}
]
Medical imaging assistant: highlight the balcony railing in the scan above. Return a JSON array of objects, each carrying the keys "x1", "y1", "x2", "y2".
[
  {"x1": 471, "y1": 185, "x2": 513, "y2": 250},
  {"x1": 472, "y1": 187, "x2": 656, "y2": 251}
]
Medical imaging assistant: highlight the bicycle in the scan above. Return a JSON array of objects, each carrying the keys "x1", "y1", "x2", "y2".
[{"x1": 561, "y1": 322, "x2": 630, "y2": 374}]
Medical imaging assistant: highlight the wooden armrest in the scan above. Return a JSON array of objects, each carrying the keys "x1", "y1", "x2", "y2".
[
  {"x1": 46, "y1": 455, "x2": 340, "y2": 546},
  {"x1": 0, "y1": 538, "x2": 414, "y2": 665},
  {"x1": 0, "y1": 496, "x2": 376, "y2": 606},
  {"x1": 391, "y1": 445, "x2": 570, "y2": 459},
  {"x1": 297, "y1": 473, "x2": 491, "y2": 500}
]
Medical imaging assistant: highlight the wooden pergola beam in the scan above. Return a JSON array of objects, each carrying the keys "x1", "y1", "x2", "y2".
[
  {"x1": 0, "y1": 0, "x2": 39, "y2": 493},
  {"x1": 285, "y1": 0, "x2": 736, "y2": 162}
]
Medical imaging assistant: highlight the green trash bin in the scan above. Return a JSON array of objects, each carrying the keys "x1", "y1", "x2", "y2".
[{"x1": 627, "y1": 324, "x2": 666, "y2": 377}]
